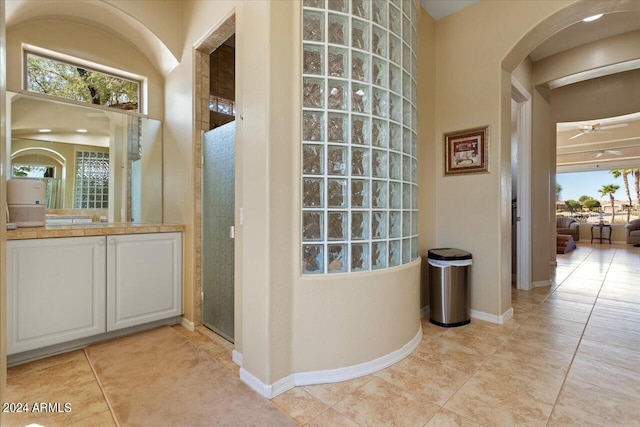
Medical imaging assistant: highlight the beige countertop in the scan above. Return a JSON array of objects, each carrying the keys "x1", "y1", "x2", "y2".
[{"x1": 6, "y1": 223, "x2": 185, "y2": 240}]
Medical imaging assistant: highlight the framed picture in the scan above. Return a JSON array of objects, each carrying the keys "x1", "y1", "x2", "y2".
[{"x1": 444, "y1": 126, "x2": 489, "y2": 176}]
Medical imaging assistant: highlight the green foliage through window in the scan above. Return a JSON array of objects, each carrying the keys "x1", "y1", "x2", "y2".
[{"x1": 26, "y1": 52, "x2": 140, "y2": 112}]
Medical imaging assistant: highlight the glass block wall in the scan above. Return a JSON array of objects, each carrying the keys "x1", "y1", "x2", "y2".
[{"x1": 301, "y1": 0, "x2": 418, "y2": 274}]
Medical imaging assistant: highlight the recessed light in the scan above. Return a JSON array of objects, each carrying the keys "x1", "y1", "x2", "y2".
[
  {"x1": 583, "y1": 14, "x2": 603, "y2": 22},
  {"x1": 38, "y1": 129, "x2": 51, "y2": 133},
  {"x1": 76, "y1": 129, "x2": 88, "y2": 133}
]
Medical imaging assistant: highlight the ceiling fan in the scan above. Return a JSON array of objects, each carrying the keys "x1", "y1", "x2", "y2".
[
  {"x1": 568, "y1": 122, "x2": 628, "y2": 140},
  {"x1": 594, "y1": 149, "x2": 623, "y2": 158}
]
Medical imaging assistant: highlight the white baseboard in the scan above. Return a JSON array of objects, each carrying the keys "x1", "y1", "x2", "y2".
[
  {"x1": 471, "y1": 307, "x2": 513, "y2": 324},
  {"x1": 232, "y1": 350, "x2": 242, "y2": 367},
  {"x1": 239, "y1": 324, "x2": 423, "y2": 399},
  {"x1": 532, "y1": 280, "x2": 551, "y2": 288},
  {"x1": 180, "y1": 317, "x2": 195, "y2": 331}
]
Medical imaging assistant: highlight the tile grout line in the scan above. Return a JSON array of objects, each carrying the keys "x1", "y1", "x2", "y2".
[{"x1": 83, "y1": 348, "x2": 120, "y2": 427}]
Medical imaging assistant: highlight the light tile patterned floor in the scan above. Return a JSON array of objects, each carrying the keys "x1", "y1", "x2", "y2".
[{"x1": 3, "y1": 243, "x2": 639, "y2": 426}]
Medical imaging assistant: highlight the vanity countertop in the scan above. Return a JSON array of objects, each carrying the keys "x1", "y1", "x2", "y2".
[{"x1": 6, "y1": 223, "x2": 185, "y2": 240}]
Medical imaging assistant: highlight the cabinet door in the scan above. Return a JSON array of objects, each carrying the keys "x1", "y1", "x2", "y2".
[
  {"x1": 7, "y1": 237, "x2": 107, "y2": 355},
  {"x1": 107, "y1": 233, "x2": 182, "y2": 331}
]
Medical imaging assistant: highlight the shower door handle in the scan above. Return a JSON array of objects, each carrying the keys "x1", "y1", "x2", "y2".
[{"x1": 229, "y1": 226, "x2": 235, "y2": 239}]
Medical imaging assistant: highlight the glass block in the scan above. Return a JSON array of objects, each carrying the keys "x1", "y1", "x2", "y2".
[
  {"x1": 388, "y1": 239, "x2": 401, "y2": 266},
  {"x1": 351, "y1": 212, "x2": 369, "y2": 240},
  {"x1": 328, "y1": 244, "x2": 347, "y2": 273},
  {"x1": 328, "y1": 178, "x2": 347, "y2": 207},
  {"x1": 372, "y1": 88, "x2": 387, "y2": 118},
  {"x1": 412, "y1": 106, "x2": 418, "y2": 132},
  {"x1": 372, "y1": 242, "x2": 387, "y2": 269},
  {"x1": 389, "y1": 63, "x2": 401, "y2": 93},
  {"x1": 411, "y1": 211, "x2": 418, "y2": 235},
  {"x1": 403, "y1": 128, "x2": 411, "y2": 155},
  {"x1": 389, "y1": 5, "x2": 401, "y2": 36},
  {"x1": 328, "y1": 13, "x2": 348, "y2": 45},
  {"x1": 372, "y1": 211, "x2": 387, "y2": 239},
  {"x1": 328, "y1": 0, "x2": 347, "y2": 12},
  {"x1": 328, "y1": 211, "x2": 347, "y2": 240},
  {"x1": 402, "y1": 210, "x2": 411, "y2": 237},
  {"x1": 389, "y1": 123, "x2": 402, "y2": 151},
  {"x1": 403, "y1": 71, "x2": 411, "y2": 99},
  {"x1": 403, "y1": 15, "x2": 411, "y2": 45},
  {"x1": 351, "y1": 243, "x2": 369, "y2": 271},
  {"x1": 403, "y1": 99, "x2": 411, "y2": 126},
  {"x1": 389, "y1": 94, "x2": 401, "y2": 123},
  {"x1": 302, "y1": 211, "x2": 323, "y2": 241},
  {"x1": 411, "y1": 52, "x2": 417, "y2": 79},
  {"x1": 327, "y1": 146, "x2": 347, "y2": 176},
  {"x1": 351, "y1": 179, "x2": 369, "y2": 208},
  {"x1": 372, "y1": 0, "x2": 387, "y2": 27},
  {"x1": 389, "y1": 0, "x2": 401, "y2": 7},
  {"x1": 302, "y1": 144, "x2": 324, "y2": 175},
  {"x1": 303, "y1": 111, "x2": 324, "y2": 141},
  {"x1": 411, "y1": 184, "x2": 418, "y2": 209},
  {"x1": 402, "y1": 238, "x2": 410, "y2": 264},
  {"x1": 351, "y1": 147, "x2": 370, "y2": 176},
  {"x1": 352, "y1": 0, "x2": 369, "y2": 19},
  {"x1": 328, "y1": 79, "x2": 348, "y2": 110},
  {"x1": 303, "y1": 0, "x2": 324, "y2": 8},
  {"x1": 328, "y1": 113, "x2": 348, "y2": 143},
  {"x1": 303, "y1": 178, "x2": 324, "y2": 207},
  {"x1": 303, "y1": 44, "x2": 324, "y2": 75},
  {"x1": 402, "y1": 42, "x2": 410, "y2": 71},
  {"x1": 411, "y1": 237, "x2": 418, "y2": 261},
  {"x1": 372, "y1": 57, "x2": 387, "y2": 87},
  {"x1": 372, "y1": 27, "x2": 387, "y2": 57},
  {"x1": 411, "y1": 80, "x2": 418, "y2": 106},
  {"x1": 389, "y1": 34, "x2": 401, "y2": 65},
  {"x1": 302, "y1": 244, "x2": 323, "y2": 274},
  {"x1": 328, "y1": 47, "x2": 347, "y2": 77},
  {"x1": 351, "y1": 84, "x2": 370, "y2": 113},
  {"x1": 303, "y1": 11, "x2": 324, "y2": 42},
  {"x1": 351, "y1": 115, "x2": 370, "y2": 145},
  {"x1": 411, "y1": 158, "x2": 418, "y2": 183},
  {"x1": 303, "y1": 77, "x2": 324, "y2": 109},
  {"x1": 372, "y1": 149, "x2": 387, "y2": 178},
  {"x1": 389, "y1": 152, "x2": 401, "y2": 180},
  {"x1": 371, "y1": 119, "x2": 388, "y2": 148},
  {"x1": 411, "y1": 25, "x2": 418, "y2": 53},
  {"x1": 351, "y1": 18, "x2": 369, "y2": 51},
  {"x1": 351, "y1": 51, "x2": 370, "y2": 82},
  {"x1": 372, "y1": 180, "x2": 388, "y2": 208},
  {"x1": 389, "y1": 182, "x2": 401, "y2": 209},
  {"x1": 411, "y1": 132, "x2": 417, "y2": 156},
  {"x1": 402, "y1": 0, "x2": 411, "y2": 14},
  {"x1": 403, "y1": 183, "x2": 411, "y2": 209}
]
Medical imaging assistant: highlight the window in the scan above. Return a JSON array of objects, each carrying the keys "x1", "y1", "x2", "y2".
[
  {"x1": 74, "y1": 151, "x2": 109, "y2": 209},
  {"x1": 25, "y1": 51, "x2": 140, "y2": 112},
  {"x1": 12, "y1": 164, "x2": 55, "y2": 178}
]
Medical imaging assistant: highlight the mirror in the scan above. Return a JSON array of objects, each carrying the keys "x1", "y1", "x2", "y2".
[{"x1": 8, "y1": 92, "x2": 162, "y2": 223}]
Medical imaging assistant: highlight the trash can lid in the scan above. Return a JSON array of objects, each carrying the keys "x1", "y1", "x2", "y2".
[{"x1": 427, "y1": 248, "x2": 472, "y2": 261}]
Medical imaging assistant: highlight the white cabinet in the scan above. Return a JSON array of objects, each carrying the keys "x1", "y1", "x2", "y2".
[
  {"x1": 7, "y1": 232, "x2": 182, "y2": 355},
  {"x1": 7, "y1": 236, "x2": 107, "y2": 354},
  {"x1": 107, "y1": 233, "x2": 182, "y2": 331}
]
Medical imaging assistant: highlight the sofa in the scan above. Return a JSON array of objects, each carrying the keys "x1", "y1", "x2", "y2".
[
  {"x1": 556, "y1": 216, "x2": 580, "y2": 242},
  {"x1": 626, "y1": 219, "x2": 640, "y2": 245}
]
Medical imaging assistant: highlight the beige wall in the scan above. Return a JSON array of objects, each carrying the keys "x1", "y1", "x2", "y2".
[{"x1": 418, "y1": 9, "x2": 437, "y2": 309}]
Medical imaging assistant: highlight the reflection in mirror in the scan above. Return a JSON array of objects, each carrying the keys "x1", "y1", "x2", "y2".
[{"x1": 8, "y1": 92, "x2": 162, "y2": 223}]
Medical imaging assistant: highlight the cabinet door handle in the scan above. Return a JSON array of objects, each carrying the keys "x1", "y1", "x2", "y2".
[{"x1": 109, "y1": 239, "x2": 116, "y2": 245}]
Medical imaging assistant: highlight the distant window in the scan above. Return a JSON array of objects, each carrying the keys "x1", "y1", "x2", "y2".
[
  {"x1": 12, "y1": 164, "x2": 55, "y2": 178},
  {"x1": 25, "y1": 51, "x2": 140, "y2": 112},
  {"x1": 74, "y1": 151, "x2": 109, "y2": 209}
]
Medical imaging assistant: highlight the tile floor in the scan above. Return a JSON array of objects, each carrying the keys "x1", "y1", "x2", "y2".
[{"x1": 3, "y1": 243, "x2": 639, "y2": 426}]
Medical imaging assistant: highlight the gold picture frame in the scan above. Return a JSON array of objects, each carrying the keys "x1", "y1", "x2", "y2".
[{"x1": 444, "y1": 126, "x2": 489, "y2": 175}]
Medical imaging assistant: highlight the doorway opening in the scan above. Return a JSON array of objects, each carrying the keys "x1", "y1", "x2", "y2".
[{"x1": 193, "y1": 15, "x2": 236, "y2": 342}]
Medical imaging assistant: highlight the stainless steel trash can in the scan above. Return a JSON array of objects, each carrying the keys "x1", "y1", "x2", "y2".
[{"x1": 427, "y1": 248, "x2": 472, "y2": 327}]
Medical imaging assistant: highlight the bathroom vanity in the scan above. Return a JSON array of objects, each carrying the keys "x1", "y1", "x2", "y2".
[{"x1": 6, "y1": 223, "x2": 183, "y2": 363}]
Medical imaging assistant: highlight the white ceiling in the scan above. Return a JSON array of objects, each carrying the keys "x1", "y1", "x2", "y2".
[{"x1": 419, "y1": 0, "x2": 479, "y2": 21}]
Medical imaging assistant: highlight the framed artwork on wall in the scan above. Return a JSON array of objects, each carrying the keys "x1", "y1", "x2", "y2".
[{"x1": 444, "y1": 126, "x2": 489, "y2": 176}]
